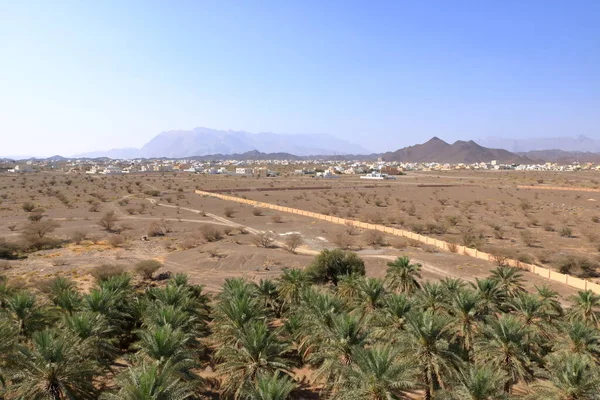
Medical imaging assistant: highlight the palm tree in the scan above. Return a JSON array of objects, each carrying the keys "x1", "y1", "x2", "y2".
[
  {"x1": 474, "y1": 314, "x2": 535, "y2": 394},
  {"x1": 276, "y1": 268, "x2": 310, "y2": 307},
  {"x1": 419, "y1": 282, "x2": 450, "y2": 314},
  {"x1": 0, "y1": 317, "x2": 18, "y2": 386},
  {"x1": 5, "y1": 291, "x2": 52, "y2": 336},
  {"x1": 215, "y1": 321, "x2": 293, "y2": 398},
  {"x1": 536, "y1": 285, "x2": 564, "y2": 320},
  {"x1": 332, "y1": 345, "x2": 417, "y2": 400},
  {"x1": 447, "y1": 365, "x2": 508, "y2": 400},
  {"x1": 336, "y1": 273, "x2": 364, "y2": 304},
  {"x1": 61, "y1": 311, "x2": 118, "y2": 365},
  {"x1": 292, "y1": 288, "x2": 347, "y2": 363},
  {"x1": 567, "y1": 290, "x2": 600, "y2": 327},
  {"x1": 356, "y1": 277, "x2": 387, "y2": 315},
  {"x1": 400, "y1": 311, "x2": 461, "y2": 400},
  {"x1": 212, "y1": 285, "x2": 267, "y2": 345},
  {"x1": 557, "y1": 321, "x2": 600, "y2": 363},
  {"x1": 471, "y1": 278, "x2": 505, "y2": 315},
  {"x1": 143, "y1": 303, "x2": 203, "y2": 336},
  {"x1": 5, "y1": 329, "x2": 100, "y2": 399},
  {"x1": 102, "y1": 360, "x2": 197, "y2": 400},
  {"x1": 255, "y1": 279, "x2": 282, "y2": 317},
  {"x1": 240, "y1": 372, "x2": 297, "y2": 400},
  {"x1": 371, "y1": 293, "x2": 414, "y2": 341},
  {"x1": 529, "y1": 353, "x2": 600, "y2": 400},
  {"x1": 0, "y1": 276, "x2": 16, "y2": 308},
  {"x1": 310, "y1": 313, "x2": 370, "y2": 390},
  {"x1": 448, "y1": 289, "x2": 483, "y2": 358},
  {"x1": 508, "y1": 292, "x2": 559, "y2": 353},
  {"x1": 440, "y1": 277, "x2": 467, "y2": 300},
  {"x1": 134, "y1": 325, "x2": 195, "y2": 370},
  {"x1": 490, "y1": 266, "x2": 525, "y2": 298},
  {"x1": 385, "y1": 256, "x2": 422, "y2": 294}
]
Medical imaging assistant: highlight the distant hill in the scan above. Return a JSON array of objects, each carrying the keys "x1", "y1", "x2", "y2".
[
  {"x1": 522, "y1": 149, "x2": 600, "y2": 164},
  {"x1": 74, "y1": 127, "x2": 369, "y2": 159},
  {"x1": 382, "y1": 137, "x2": 532, "y2": 164},
  {"x1": 476, "y1": 135, "x2": 600, "y2": 153}
]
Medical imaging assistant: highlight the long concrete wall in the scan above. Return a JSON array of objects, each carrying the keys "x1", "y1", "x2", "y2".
[
  {"x1": 195, "y1": 190, "x2": 599, "y2": 294},
  {"x1": 517, "y1": 185, "x2": 600, "y2": 193}
]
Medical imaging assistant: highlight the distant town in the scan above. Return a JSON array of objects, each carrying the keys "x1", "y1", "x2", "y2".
[{"x1": 2, "y1": 156, "x2": 599, "y2": 177}]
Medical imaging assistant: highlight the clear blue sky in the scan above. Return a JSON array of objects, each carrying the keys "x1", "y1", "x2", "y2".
[{"x1": 1, "y1": 0, "x2": 599, "y2": 156}]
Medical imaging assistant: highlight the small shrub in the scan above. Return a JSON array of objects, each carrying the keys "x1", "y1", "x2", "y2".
[
  {"x1": 88, "y1": 202, "x2": 101, "y2": 212},
  {"x1": 22, "y1": 202, "x2": 35, "y2": 212},
  {"x1": 98, "y1": 211, "x2": 119, "y2": 232},
  {"x1": 253, "y1": 232, "x2": 275, "y2": 248},
  {"x1": 70, "y1": 230, "x2": 87, "y2": 244},
  {"x1": 134, "y1": 259, "x2": 163, "y2": 280},
  {"x1": 332, "y1": 231, "x2": 355, "y2": 250},
  {"x1": 284, "y1": 233, "x2": 303, "y2": 253},
  {"x1": 201, "y1": 225, "x2": 223, "y2": 242},
  {"x1": 364, "y1": 230, "x2": 385, "y2": 248},
  {"x1": 445, "y1": 215, "x2": 461, "y2": 226},
  {"x1": 520, "y1": 230, "x2": 536, "y2": 247},
  {"x1": 224, "y1": 207, "x2": 236, "y2": 218},
  {"x1": 107, "y1": 234, "x2": 125, "y2": 248},
  {"x1": 592, "y1": 216, "x2": 600, "y2": 224},
  {"x1": 91, "y1": 263, "x2": 126, "y2": 282},
  {"x1": 543, "y1": 221, "x2": 555, "y2": 232},
  {"x1": 271, "y1": 215, "x2": 283, "y2": 223},
  {"x1": 252, "y1": 208, "x2": 263, "y2": 216},
  {"x1": 147, "y1": 220, "x2": 171, "y2": 237},
  {"x1": 7, "y1": 224, "x2": 17, "y2": 232},
  {"x1": 559, "y1": 227, "x2": 573, "y2": 238},
  {"x1": 447, "y1": 242, "x2": 458, "y2": 253}
]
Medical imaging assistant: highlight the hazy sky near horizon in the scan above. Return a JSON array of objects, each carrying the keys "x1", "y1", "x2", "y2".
[{"x1": 1, "y1": 1, "x2": 599, "y2": 157}]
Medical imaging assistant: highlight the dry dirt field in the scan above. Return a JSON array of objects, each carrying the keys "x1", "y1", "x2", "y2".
[{"x1": 1, "y1": 170, "x2": 599, "y2": 298}]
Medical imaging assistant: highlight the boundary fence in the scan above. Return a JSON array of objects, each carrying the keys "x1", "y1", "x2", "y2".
[{"x1": 195, "y1": 190, "x2": 600, "y2": 294}]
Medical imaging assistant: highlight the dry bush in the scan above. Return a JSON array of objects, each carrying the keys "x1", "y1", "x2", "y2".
[
  {"x1": 447, "y1": 242, "x2": 458, "y2": 253},
  {"x1": 345, "y1": 221, "x2": 359, "y2": 236},
  {"x1": 134, "y1": 259, "x2": 163, "y2": 280},
  {"x1": 520, "y1": 230, "x2": 536, "y2": 247},
  {"x1": 543, "y1": 221, "x2": 555, "y2": 232},
  {"x1": 560, "y1": 226, "x2": 573, "y2": 238},
  {"x1": 70, "y1": 230, "x2": 87, "y2": 244},
  {"x1": 7, "y1": 224, "x2": 17, "y2": 232},
  {"x1": 364, "y1": 230, "x2": 385, "y2": 248},
  {"x1": 445, "y1": 215, "x2": 461, "y2": 226},
  {"x1": 22, "y1": 202, "x2": 35, "y2": 212},
  {"x1": 426, "y1": 222, "x2": 448, "y2": 235},
  {"x1": 223, "y1": 228, "x2": 232, "y2": 236},
  {"x1": 332, "y1": 231, "x2": 355, "y2": 250},
  {"x1": 27, "y1": 210, "x2": 45, "y2": 222},
  {"x1": 237, "y1": 227, "x2": 249, "y2": 235},
  {"x1": 22, "y1": 220, "x2": 60, "y2": 239},
  {"x1": 271, "y1": 215, "x2": 283, "y2": 223},
  {"x1": 180, "y1": 237, "x2": 198, "y2": 250},
  {"x1": 460, "y1": 226, "x2": 486, "y2": 249},
  {"x1": 88, "y1": 202, "x2": 101, "y2": 212},
  {"x1": 592, "y1": 216, "x2": 600, "y2": 224},
  {"x1": 224, "y1": 207, "x2": 236, "y2": 218},
  {"x1": 200, "y1": 225, "x2": 223, "y2": 242},
  {"x1": 252, "y1": 232, "x2": 275, "y2": 248},
  {"x1": 147, "y1": 219, "x2": 171, "y2": 237},
  {"x1": 252, "y1": 208, "x2": 263, "y2": 216},
  {"x1": 51, "y1": 258, "x2": 68, "y2": 266},
  {"x1": 91, "y1": 263, "x2": 126, "y2": 282},
  {"x1": 107, "y1": 234, "x2": 125, "y2": 248},
  {"x1": 126, "y1": 207, "x2": 137, "y2": 215},
  {"x1": 284, "y1": 233, "x2": 303, "y2": 253},
  {"x1": 98, "y1": 211, "x2": 119, "y2": 232}
]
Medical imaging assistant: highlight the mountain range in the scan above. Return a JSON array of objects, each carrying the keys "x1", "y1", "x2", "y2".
[
  {"x1": 476, "y1": 135, "x2": 600, "y2": 153},
  {"x1": 381, "y1": 137, "x2": 533, "y2": 164},
  {"x1": 74, "y1": 127, "x2": 369, "y2": 158}
]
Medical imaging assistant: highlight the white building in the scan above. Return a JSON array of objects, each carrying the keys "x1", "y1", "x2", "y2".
[
  {"x1": 236, "y1": 167, "x2": 254, "y2": 175},
  {"x1": 360, "y1": 172, "x2": 396, "y2": 180}
]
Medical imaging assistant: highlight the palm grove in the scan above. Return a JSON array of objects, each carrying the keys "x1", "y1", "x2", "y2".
[{"x1": 1, "y1": 248, "x2": 600, "y2": 399}]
